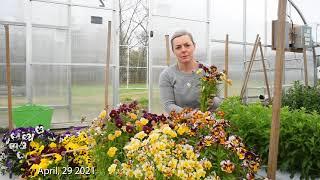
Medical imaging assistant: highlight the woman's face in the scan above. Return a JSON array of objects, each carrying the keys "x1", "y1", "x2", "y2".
[{"x1": 172, "y1": 35, "x2": 195, "y2": 64}]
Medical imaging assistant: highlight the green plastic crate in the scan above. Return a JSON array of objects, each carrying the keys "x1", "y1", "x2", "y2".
[{"x1": 12, "y1": 104, "x2": 54, "y2": 129}]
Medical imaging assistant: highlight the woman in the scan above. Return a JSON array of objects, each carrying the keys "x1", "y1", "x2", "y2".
[{"x1": 159, "y1": 30, "x2": 221, "y2": 113}]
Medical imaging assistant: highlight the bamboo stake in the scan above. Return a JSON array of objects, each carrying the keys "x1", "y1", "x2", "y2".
[
  {"x1": 224, "y1": 34, "x2": 229, "y2": 98},
  {"x1": 267, "y1": 0, "x2": 287, "y2": 179},
  {"x1": 259, "y1": 41, "x2": 271, "y2": 104},
  {"x1": 105, "y1": 21, "x2": 112, "y2": 110},
  {"x1": 165, "y1": 35, "x2": 170, "y2": 66},
  {"x1": 303, "y1": 48, "x2": 308, "y2": 86},
  {"x1": 5, "y1": 25, "x2": 13, "y2": 131},
  {"x1": 240, "y1": 35, "x2": 260, "y2": 100}
]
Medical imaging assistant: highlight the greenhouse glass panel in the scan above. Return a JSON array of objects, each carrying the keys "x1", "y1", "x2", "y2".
[
  {"x1": 71, "y1": 0, "x2": 113, "y2": 8},
  {"x1": 150, "y1": 17, "x2": 208, "y2": 66},
  {"x1": 32, "y1": 65, "x2": 68, "y2": 105},
  {"x1": 71, "y1": 66, "x2": 110, "y2": 122},
  {"x1": 71, "y1": 7, "x2": 113, "y2": 64},
  {"x1": 211, "y1": 43, "x2": 244, "y2": 96},
  {"x1": 247, "y1": 0, "x2": 265, "y2": 43},
  {"x1": 0, "y1": 0, "x2": 25, "y2": 22},
  {"x1": 0, "y1": 25, "x2": 27, "y2": 118},
  {"x1": 31, "y1": 1, "x2": 68, "y2": 26},
  {"x1": 150, "y1": 67, "x2": 165, "y2": 114},
  {"x1": 152, "y1": 0, "x2": 207, "y2": 21},
  {"x1": 0, "y1": 26, "x2": 26, "y2": 63},
  {"x1": 266, "y1": 0, "x2": 278, "y2": 45},
  {"x1": 50, "y1": 109, "x2": 70, "y2": 126},
  {"x1": 212, "y1": 0, "x2": 243, "y2": 41},
  {"x1": 32, "y1": 28, "x2": 68, "y2": 63}
]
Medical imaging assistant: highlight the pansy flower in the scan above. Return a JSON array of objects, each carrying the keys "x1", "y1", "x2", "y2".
[{"x1": 35, "y1": 125, "x2": 45, "y2": 134}]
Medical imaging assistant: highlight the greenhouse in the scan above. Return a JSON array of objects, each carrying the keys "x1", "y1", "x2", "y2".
[{"x1": 0, "y1": 0, "x2": 320, "y2": 179}]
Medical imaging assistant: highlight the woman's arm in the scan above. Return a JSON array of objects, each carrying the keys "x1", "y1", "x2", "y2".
[{"x1": 159, "y1": 71, "x2": 183, "y2": 113}]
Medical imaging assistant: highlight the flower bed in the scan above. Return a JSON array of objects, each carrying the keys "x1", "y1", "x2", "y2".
[{"x1": 0, "y1": 101, "x2": 263, "y2": 179}]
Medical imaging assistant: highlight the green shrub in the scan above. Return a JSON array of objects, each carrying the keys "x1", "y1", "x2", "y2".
[
  {"x1": 282, "y1": 81, "x2": 320, "y2": 113},
  {"x1": 218, "y1": 97, "x2": 320, "y2": 179}
]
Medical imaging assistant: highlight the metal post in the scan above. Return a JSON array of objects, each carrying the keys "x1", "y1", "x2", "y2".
[
  {"x1": 206, "y1": 0, "x2": 211, "y2": 64},
  {"x1": 25, "y1": 0, "x2": 33, "y2": 104},
  {"x1": 242, "y1": 0, "x2": 247, "y2": 102},
  {"x1": 106, "y1": 21, "x2": 112, "y2": 109},
  {"x1": 112, "y1": 0, "x2": 120, "y2": 107},
  {"x1": 147, "y1": 0, "x2": 153, "y2": 111},
  {"x1": 67, "y1": 0, "x2": 72, "y2": 121},
  {"x1": 127, "y1": 45, "x2": 129, "y2": 88}
]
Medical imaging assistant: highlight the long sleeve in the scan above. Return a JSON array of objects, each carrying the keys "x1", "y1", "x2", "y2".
[{"x1": 159, "y1": 70, "x2": 183, "y2": 113}]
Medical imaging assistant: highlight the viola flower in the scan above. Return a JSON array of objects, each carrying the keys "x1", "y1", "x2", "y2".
[
  {"x1": 8, "y1": 143, "x2": 19, "y2": 152},
  {"x1": 114, "y1": 130, "x2": 122, "y2": 137},
  {"x1": 35, "y1": 125, "x2": 44, "y2": 134},
  {"x1": 128, "y1": 113, "x2": 137, "y2": 120},
  {"x1": 16, "y1": 152, "x2": 24, "y2": 159},
  {"x1": 126, "y1": 125, "x2": 134, "y2": 134},
  {"x1": 246, "y1": 172, "x2": 255, "y2": 180},
  {"x1": 220, "y1": 160, "x2": 235, "y2": 173},
  {"x1": 142, "y1": 126, "x2": 152, "y2": 134},
  {"x1": 115, "y1": 119, "x2": 124, "y2": 128},
  {"x1": 19, "y1": 141, "x2": 27, "y2": 150},
  {"x1": 109, "y1": 110, "x2": 119, "y2": 118},
  {"x1": 108, "y1": 164, "x2": 117, "y2": 175},
  {"x1": 98, "y1": 110, "x2": 107, "y2": 119}
]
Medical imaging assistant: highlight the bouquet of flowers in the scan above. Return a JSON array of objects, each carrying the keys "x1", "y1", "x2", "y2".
[{"x1": 196, "y1": 64, "x2": 232, "y2": 112}]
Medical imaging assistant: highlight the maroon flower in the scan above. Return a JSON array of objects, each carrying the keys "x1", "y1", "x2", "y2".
[
  {"x1": 159, "y1": 114, "x2": 167, "y2": 122},
  {"x1": 109, "y1": 110, "x2": 119, "y2": 118},
  {"x1": 126, "y1": 125, "x2": 134, "y2": 133},
  {"x1": 142, "y1": 126, "x2": 152, "y2": 134},
  {"x1": 115, "y1": 119, "x2": 124, "y2": 128}
]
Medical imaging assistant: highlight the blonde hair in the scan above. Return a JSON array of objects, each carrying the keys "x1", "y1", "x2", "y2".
[{"x1": 170, "y1": 30, "x2": 195, "y2": 51}]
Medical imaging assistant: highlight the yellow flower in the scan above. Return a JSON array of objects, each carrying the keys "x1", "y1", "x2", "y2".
[
  {"x1": 53, "y1": 153, "x2": 62, "y2": 163},
  {"x1": 162, "y1": 126, "x2": 177, "y2": 138},
  {"x1": 30, "y1": 141, "x2": 40, "y2": 149},
  {"x1": 134, "y1": 131, "x2": 147, "y2": 140},
  {"x1": 140, "y1": 118, "x2": 149, "y2": 125},
  {"x1": 108, "y1": 164, "x2": 117, "y2": 175},
  {"x1": 49, "y1": 142, "x2": 57, "y2": 148},
  {"x1": 128, "y1": 113, "x2": 137, "y2": 120},
  {"x1": 114, "y1": 130, "x2": 122, "y2": 137},
  {"x1": 133, "y1": 169, "x2": 143, "y2": 178},
  {"x1": 196, "y1": 68, "x2": 203, "y2": 74},
  {"x1": 177, "y1": 124, "x2": 190, "y2": 135},
  {"x1": 108, "y1": 134, "x2": 116, "y2": 141},
  {"x1": 226, "y1": 79, "x2": 232, "y2": 85},
  {"x1": 203, "y1": 160, "x2": 212, "y2": 169},
  {"x1": 107, "y1": 147, "x2": 118, "y2": 157},
  {"x1": 98, "y1": 110, "x2": 107, "y2": 119}
]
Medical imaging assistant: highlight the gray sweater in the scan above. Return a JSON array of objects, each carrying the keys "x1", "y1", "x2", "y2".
[{"x1": 159, "y1": 64, "x2": 201, "y2": 113}]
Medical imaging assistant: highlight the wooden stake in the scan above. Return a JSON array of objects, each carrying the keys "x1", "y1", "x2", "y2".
[
  {"x1": 240, "y1": 35, "x2": 260, "y2": 100},
  {"x1": 267, "y1": 0, "x2": 287, "y2": 179},
  {"x1": 303, "y1": 48, "x2": 308, "y2": 86},
  {"x1": 105, "y1": 21, "x2": 112, "y2": 110},
  {"x1": 165, "y1": 35, "x2": 170, "y2": 66},
  {"x1": 224, "y1": 34, "x2": 229, "y2": 98},
  {"x1": 5, "y1": 25, "x2": 13, "y2": 130},
  {"x1": 259, "y1": 41, "x2": 271, "y2": 104}
]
